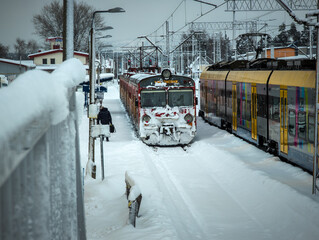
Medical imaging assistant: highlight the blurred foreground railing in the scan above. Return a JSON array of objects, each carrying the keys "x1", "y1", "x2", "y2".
[{"x1": 0, "y1": 59, "x2": 86, "y2": 240}]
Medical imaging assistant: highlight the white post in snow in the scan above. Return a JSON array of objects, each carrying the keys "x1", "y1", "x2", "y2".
[{"x1": 63, "y1": 0, "x2": 74, "y2": 60}]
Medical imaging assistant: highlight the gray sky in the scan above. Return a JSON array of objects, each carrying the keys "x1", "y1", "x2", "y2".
[{"x1": 0, "y1": 0, "x2": 302, "y2": 52}]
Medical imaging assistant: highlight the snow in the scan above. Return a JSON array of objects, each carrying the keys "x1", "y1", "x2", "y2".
[
  {"x1": 0, "y1": 58, "x2": 36, "y2": 68},
  {"x1": 100, "y1": 73, "x2": 114, "y2": 79},
  {"x1": 0, "y1": 58, "x2": 85, "y2": 141},
  {"x1": 128, "y1": 185, "x2": 142, "y2": 202},
  {"x1": 80, "y1": 81, "x2": 319, "y2": 240}
]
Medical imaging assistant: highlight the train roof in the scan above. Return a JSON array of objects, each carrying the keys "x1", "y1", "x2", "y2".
[
  {"x1": 205, "y1": 58, "x2": 315, "y2": 71},
  {"x1": 129, "y1": 73, "x2": 154, "y2": 82},
  {"x1": 128, "y1": 72, "x2": 195, "y2": 88}
]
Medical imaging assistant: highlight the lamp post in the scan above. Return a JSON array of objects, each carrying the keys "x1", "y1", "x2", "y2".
[{"x1": 88, "y1": 7, "x2": 125, "y2": 179}]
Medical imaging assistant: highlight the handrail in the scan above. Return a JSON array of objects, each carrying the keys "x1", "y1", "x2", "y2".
[{"x1": 0, "y1": 58, "x2": 87, "y2": 239}]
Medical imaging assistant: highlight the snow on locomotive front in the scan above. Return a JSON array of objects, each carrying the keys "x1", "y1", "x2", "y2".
[{"x1": 135, "y1": 69, "x2": 197, "y2": 146}]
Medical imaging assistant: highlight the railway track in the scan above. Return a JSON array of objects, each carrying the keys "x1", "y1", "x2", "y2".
[{"x1": 140, "y1": 142, "x2": 272, "y2": 239}]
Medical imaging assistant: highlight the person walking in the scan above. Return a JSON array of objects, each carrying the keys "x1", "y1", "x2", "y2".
[{"x1": 97, "y1": 104, "x2": 112, "y2": 141}]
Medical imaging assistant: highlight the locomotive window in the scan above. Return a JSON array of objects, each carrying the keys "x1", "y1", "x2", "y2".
[
  {"x1": 168, "y1": 89, "x2": 193, "y2": 107},
  {"x1": 288, "y1": 110, "x2": 296, "y2": 136},
  {"x1": 298, "y1": 111, "x2": 306, "y2": 139},
  {"x1": 308, "y1": 114, "x2": 315, "y2": 143},
  {"x1": 141, "y1": 90, "x2": 166, "y2": 108}
]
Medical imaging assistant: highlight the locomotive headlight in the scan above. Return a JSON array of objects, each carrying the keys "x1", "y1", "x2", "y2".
[
  {"x1": 184, "y1": 114, "x2": 193, "y2": 124},
  {"x1": 142, "y1": 114, "x2": 151, "y2": 123},
  {"x1": 161, "y1": 69, "x2": 171, "y2": 80}
]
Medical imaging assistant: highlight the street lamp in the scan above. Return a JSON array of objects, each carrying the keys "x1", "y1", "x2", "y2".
[
  {"x1": 96, "y1": 26, "x2": 114, "y2": 31},
  {"x1": 95, "y1": 34, "x2": 112, "y2": 40},
  {"x1": 88, "y1": 7, "x2": 125, "y2": 179}
]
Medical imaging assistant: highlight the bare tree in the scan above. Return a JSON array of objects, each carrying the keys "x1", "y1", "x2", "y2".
[
  {"x1": 13, "y1": 38, "x2": 41, "y2": 60},
  {"x1": 26, "y1": 40, "x2": 41, "y2": 55},
  {"x1": 0, "y1": 43, "x2": 9, "y2": 58},
  {"x1": 14, "y1": 38, "x2": 27, "y2": 59},
  {"x1": 33, "y1": 1, "x2": 105, "y2": 52}
]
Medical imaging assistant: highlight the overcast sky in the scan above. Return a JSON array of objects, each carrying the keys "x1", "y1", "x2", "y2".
[{"x1": 0, "y1": 0, "x2": 307, "y2": 52}]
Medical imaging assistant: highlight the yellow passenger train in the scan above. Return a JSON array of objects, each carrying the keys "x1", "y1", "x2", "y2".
[{"x1": 200, "y1": 58, "x2": 316, "y2": 172}]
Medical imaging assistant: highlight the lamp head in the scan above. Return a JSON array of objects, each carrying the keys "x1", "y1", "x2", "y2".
[{"x1": 107, "y1": 7, "x2": 125, "y2": 13}]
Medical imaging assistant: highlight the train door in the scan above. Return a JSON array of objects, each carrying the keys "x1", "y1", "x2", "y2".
[
  {"x1": 251, "y1": 84, "x2": 257, "y2": 140},
  {"x1": 232, "y1": 83, "x2": 237, "y2": 131},
  {"x1": 280, "y1": 88, "x2": 288, "y2": 154}
]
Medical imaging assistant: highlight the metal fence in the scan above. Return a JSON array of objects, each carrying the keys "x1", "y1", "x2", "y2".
[{"x1": 0, "y1": 61, "x2": 86, "y2": 239}]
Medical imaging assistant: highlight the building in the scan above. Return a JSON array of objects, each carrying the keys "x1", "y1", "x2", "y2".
[
  {"x1": 46, "y1": 37, "x2": 63, "y2": 49},
  {"x1": 264, "y1": 46, "x2": 297, "y2": 58},
  {"x1": 29, "y1": 49, "x2": 88, "y2": 67},
  {"x1": 28, "y1": 37, "x2": 89, "y2": 73},
  {"x1": 0, "y1": 58, "x2": 36, "y2": 81}
]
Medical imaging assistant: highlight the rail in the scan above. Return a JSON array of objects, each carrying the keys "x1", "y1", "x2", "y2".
[{"x1": 0, "y1": 59, "x2": 86, "y2": 239}]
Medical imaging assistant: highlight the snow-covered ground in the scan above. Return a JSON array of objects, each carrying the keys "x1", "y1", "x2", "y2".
[{"x1": 79, "y1": 81, "x2": 319, "y2": 240}]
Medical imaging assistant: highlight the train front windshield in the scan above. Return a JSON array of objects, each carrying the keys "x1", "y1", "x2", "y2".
[
  {"x1": 168, "y1": 89, "x2": 193, "y2": 107},
  {"x1": 141, "y1": 90, "x2": 166, "y2": 107}
]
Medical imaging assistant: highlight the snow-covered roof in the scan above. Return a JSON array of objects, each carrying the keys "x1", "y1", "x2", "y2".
[
  {"x1": 130, "y1": 73, "x2": 154, "y2": 82},
  {"x1": 46, "y1": 37, "x2": 63, "y2": 42},
  {"x1": 35, "y1": 65, "x2": 58, "y2": 71},
  {"x1": 100, "y1": 73, "x2": 114, "y2": 79},
  {"x1": 0, "y1": 58, "x2": 36, "y2": 68},
  {"x1": 28, "y1": 49, "x2": 88, "y2": 58}
]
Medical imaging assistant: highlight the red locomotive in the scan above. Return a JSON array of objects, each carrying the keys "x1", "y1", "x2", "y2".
[{"x1": 120, "y1": 69, "x2": 197, "y2": 145}]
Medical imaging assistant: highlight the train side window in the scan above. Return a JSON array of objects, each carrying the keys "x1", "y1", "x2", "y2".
[
  {"x1": 298, "y1": 111, "x2": 306, "y2": 139},
  {"x1": 242, "y1": 101, "x2": 246, "y2": 121},
  {"x1": 237, "y1": 99, "x2": 240, "y2": 120},
  {"x1": 288, "y1": 110, "x2": 296, "y2": 136},
  {"x1": 227, "y1": 90, "x2": 232, "y2": 108},
  {"x1": 257, "y1": 94, "x2": 267, "y2": 118},
  {"x1": 247, "y1": 100, "x2": 251, "y2": 121},
  {"x1": 308, "y1": 114, "x2": 315, "y2": 143},
  {"x1": 269, "y1": 96, "x2": 280, "y2": 121}
]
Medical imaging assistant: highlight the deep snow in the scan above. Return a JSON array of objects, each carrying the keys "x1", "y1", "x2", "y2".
[{"x1": 79, "y1": 81, "x2": 319, "y2": 240}]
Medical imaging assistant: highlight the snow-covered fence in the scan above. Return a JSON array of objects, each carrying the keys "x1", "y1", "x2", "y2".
[
  {"x1": 0, "y1": 59, "x2": 86, "y2": 240},
  {"x1": 125, "y1": 171, "x2": 142, "y2": 227}
]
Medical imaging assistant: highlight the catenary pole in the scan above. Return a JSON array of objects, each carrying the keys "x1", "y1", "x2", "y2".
[{"x1": 313, "y1": 0, "x2": 319, "y2": 194}]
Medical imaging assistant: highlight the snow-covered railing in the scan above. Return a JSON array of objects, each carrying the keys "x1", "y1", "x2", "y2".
[
  {"x1": 125, "y1": 171, "x2": 142, "y2": 227},
  {"x1": 0, "y1": 59, "x2": 86, "y2": 240}
]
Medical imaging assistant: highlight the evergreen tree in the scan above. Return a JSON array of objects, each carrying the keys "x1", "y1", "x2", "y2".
[
  {"x1": 287, "y1": 23, "x2": 301, "y2": 45},
  {"x1": 272, "y1": 23, "x2": 289, "y2": 46}
]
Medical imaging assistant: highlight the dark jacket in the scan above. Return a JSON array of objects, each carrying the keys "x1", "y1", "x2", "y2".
[{"x1": 97, "y1": 107, "x2": 112, "y2": 125}]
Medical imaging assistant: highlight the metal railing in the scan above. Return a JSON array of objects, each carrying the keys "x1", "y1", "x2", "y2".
[{"x1": 0, "y1": 59, "x2": 86, "y2": 239}]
